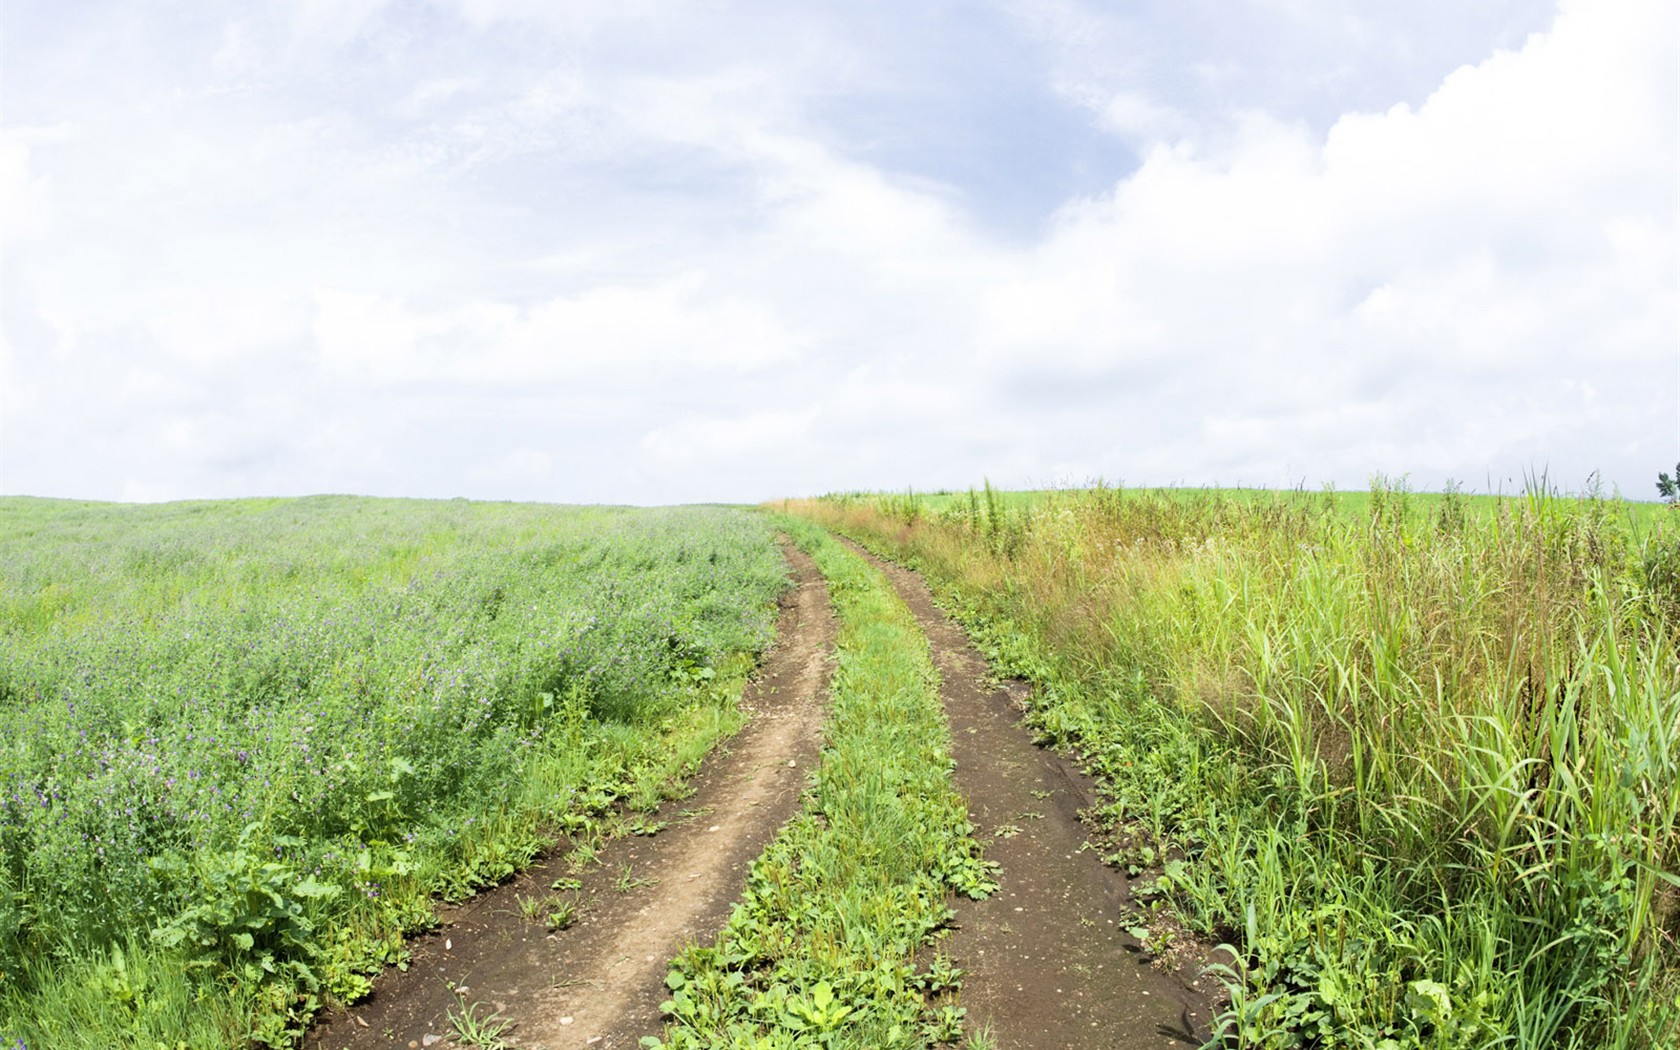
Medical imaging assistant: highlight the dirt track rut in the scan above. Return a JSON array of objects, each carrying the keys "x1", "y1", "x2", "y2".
[
  {"x1": 308, "y1": 542, "x2": 834, "y2": 1050},
  {"x1": 853, "y1": 542, "x2": 1214, "y2": 1049}
]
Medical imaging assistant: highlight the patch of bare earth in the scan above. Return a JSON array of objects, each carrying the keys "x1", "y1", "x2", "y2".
[
  {"x1": 307, "y1": 542, "x2": 835, "y2": 1050},
  {"x1": 853, "y1": 543, "x2": 1215, "y2": 1050}
]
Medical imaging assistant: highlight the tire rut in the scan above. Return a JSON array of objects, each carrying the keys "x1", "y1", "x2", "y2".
[
  {"x1": 308, "y1": 541, "x2": 835, "y2": 1050},
  {"x1": 850, "y1": 541, "x2": 1215, "y2": 1050}
]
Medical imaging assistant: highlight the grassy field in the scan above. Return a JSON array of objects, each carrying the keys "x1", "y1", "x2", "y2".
[
  {"x1": 786, "y1": 482, "x2": 1680, "y2": 1049},
  {"x1": 0, "y1": 496, "x2": 787, "y2": 1047},
  {"x1": 869, "y1": 479, "x2": 1675, "y2": 533},
  {"x1": 7, "y1": 484, "x2": 1676, "y2": 1049}
]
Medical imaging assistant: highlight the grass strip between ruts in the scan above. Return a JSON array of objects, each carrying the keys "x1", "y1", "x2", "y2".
[{"x1": 647, "y1": 518, "x2": 996, "y2": 1050}]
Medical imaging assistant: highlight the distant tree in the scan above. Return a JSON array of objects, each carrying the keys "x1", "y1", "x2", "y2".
[{"x1": 1659, "y1": 462, "x2": 1680, "y2": 504}]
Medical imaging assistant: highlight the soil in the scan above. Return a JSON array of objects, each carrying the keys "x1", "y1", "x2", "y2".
[
  {"x1": 850, "y1": 542, "x2": 1217, "y2": 1049},
  {"x1": 306, "y1": 542, "x2": 836, "y2": 1050}
]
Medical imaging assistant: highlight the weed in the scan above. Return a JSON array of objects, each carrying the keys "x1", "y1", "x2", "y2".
[
  {"x1": 565, "y1": 841, "x2": 600, "y2": 871},
  {"x1": 923, "y1": 1004, "x2": 966, "y2": 1044},
  {"x1": 446, "y1": 993, "x2": 514, "y2": 1049},
  {"x1": 614, "y1": 864, "x2": 656, "y2": 894},
  {"x1": 517, "y1": 888, "x2": 579, "y2": 930},
  {"x1": 912, "y1": 955, "x2": 964, "y2": 996},
  {"x1": 542, "y1": 897, "x2": 578, "y2": 930}
]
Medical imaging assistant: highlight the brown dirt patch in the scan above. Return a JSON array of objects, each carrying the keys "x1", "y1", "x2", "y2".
[
  {"x1": 307, "y1": 541, "x2": 835, "y2": 1050},
  {"x1": 852, "y1": 542, "x2": 1215, "y2": 1049}
]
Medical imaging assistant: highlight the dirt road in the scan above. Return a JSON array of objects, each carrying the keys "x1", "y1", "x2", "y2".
[
  {"x1": 852, "y1": 542, "x2": 1215, "y2": 1049},
  {"x1": 310, "y1": 535, "x2": 1215, "y2": 1050},
  {"x1": 307, "y1": 542, "x2": 835, "y2": 1050}
]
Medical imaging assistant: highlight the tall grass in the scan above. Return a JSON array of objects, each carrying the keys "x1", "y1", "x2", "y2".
[{"x1": 787, "y1": 481, "x2": 1680, "y2": 1048}]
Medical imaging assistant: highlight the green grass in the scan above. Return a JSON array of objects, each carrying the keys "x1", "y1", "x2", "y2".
[
  {"x1": 788, "y1": 480, "x2": 1680, "y2": 1049},
  {"x1": 0, "y1": 496, "x2": 787, "y2": 1047},
  {"x1": 648, "y1": 516, "x2": 996, "y2": 1049},
  {"x1": 831, "y1": 477, "x2": 1676, "y2": 534}
]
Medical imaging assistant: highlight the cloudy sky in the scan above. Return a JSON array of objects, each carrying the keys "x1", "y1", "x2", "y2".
[{"x1": 2, "y1": 0, "x2": 1675, "y2": 505}]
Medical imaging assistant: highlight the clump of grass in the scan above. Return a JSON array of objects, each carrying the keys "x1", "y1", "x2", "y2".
[
  {"x1": 518, "y1": 889, "x2": 578, "y2": 930},
  {"x1": 789, "y1": 479, "x2": 1680, "y2": 1049},
  {"x1": 447, "y1": 992, "x2": 514, "y2": 1048},
  {"x1": 648, "y1": 518, "x2": 995, "y2": 1049}
]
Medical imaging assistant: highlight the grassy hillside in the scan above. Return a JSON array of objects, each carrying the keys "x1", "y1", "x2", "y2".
[{"x1": 787, "y1": 482, "x2": 1680, "y2": 1049}]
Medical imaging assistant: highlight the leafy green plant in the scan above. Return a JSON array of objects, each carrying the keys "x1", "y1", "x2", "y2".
[
  {"x1": 148, "y1": 827, "x2": 341, "y2": 985},
  {"x1": 911, "y1": 955, "x2": 963, "y2": 996},
  {"x1": 921, "y1": 1004, "x2": 966, "y2": 1044},
  {"x1": 542, "y1": 896, "x2": 579, "y2": 930},
  {"x1": 781, "y1": 981, "x2": 853, "y2": 1035}
]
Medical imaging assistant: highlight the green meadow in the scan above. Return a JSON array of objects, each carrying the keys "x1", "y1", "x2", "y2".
[{"x1": 0, "y1": 496, "x2": 786, "y2": 1047}]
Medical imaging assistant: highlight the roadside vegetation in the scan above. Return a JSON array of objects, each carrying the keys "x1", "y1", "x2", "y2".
[
  {"x1": 650, "y1": 516, "x2": 996, "y2": 1049},
  {"x1": 787, "y1": 481, "x2": 1680, "y2": 1049},
  {"x1": 0, "y1": 496, "x2": 786, "y2": 1048}
]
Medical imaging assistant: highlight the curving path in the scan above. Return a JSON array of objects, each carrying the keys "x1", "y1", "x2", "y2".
[
  {"x1": 307, "y1": 542, "x2": 835, "y2": 1050},
  {"x1": 850, "y1": 541, "x2": 1215, "y2": 1050}
]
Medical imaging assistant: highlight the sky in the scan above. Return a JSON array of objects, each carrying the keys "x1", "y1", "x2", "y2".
[{"x1": 1, "y1": 0, "x2": 1675, "y2": 505}]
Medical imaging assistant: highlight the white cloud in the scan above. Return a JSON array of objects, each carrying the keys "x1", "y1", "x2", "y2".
[
  {"x1": 474, "y1": 446, "x2": 552, "y2": 484},
  {"x1": 642, "y1": 407, "x2": 820, "y2": 467},
  {"x1": 149, "y1": 288, "x2": 314, "y2": 366},
  {"x1": 312, "y1": 275, "x2": 798, "y2": 387},
  {"x1": 0, "y1": 127, "x2": 66, "y2": 244},
  {"x1": 290, "y1": 0, "x2": 393, "y2": 45},
  {"x1": 1099, "y1": 92, "x2": 1184, "y2": 141},
  {"x1": 965, "y1": 0, "x2": 1675, "y2": 491}
]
